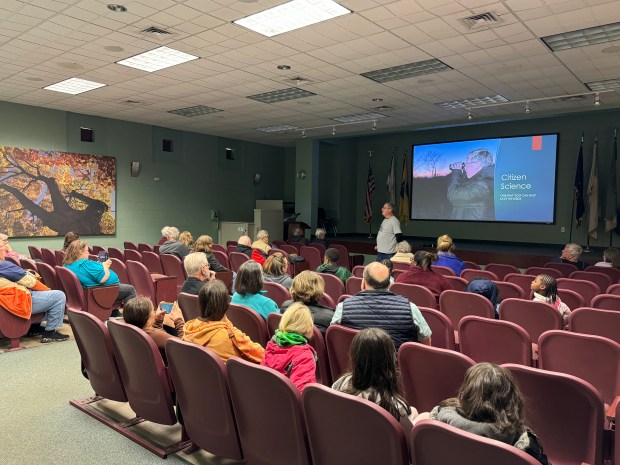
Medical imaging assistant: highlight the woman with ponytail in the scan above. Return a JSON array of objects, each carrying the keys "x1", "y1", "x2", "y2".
[
  {"x1": 435, "y1": 234, "x2": 466, "y2": 276},
  {"x1": 395, "y1": 250, "x2": 452, "y2": 296},
  {"x1": 531, "y1": 274, "x2": 571, "y2": 329}
]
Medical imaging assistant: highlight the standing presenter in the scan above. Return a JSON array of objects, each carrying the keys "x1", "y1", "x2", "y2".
[{"x1": 375, "y1": 203, "x2": 403, "y2": 261}]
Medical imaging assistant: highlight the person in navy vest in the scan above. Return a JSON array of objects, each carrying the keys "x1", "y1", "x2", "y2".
[{"x1": 330, "y1": 262, "x2": 432, "y2": 349}]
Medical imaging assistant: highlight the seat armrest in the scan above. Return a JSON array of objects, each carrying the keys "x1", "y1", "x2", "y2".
[{"x1": 605, "y1": 395, "x2": 619, "y2": 422}]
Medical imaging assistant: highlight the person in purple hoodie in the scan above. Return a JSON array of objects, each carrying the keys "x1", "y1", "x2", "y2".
[{"x1": 434, "y1": 234, "x2": 465, "y2": 277}]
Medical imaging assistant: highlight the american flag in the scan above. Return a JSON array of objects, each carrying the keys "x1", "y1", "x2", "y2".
[{"x1": 364, "y1": 162, "x2": 376, "y2": 223}]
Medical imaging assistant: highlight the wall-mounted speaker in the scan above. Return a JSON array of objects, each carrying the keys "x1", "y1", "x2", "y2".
[
  {"x1": 225, "y1": 147, "x2": 235, "y2": 160},
  {"x1": 163, "y1": 139, "x2": 173, "y2": 152},
  {"x1": 130, "y1": 161, "x2": 140, "y2": 177},
  {"x1": 80, "y1": 127, "x2": 94, "y2": 142}
]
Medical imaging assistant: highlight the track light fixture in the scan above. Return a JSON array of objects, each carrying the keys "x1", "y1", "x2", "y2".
[
  {"x1": 594, "y1": 93, "x2": 601, "y2": 106},
  {"x1": 372, "y1": 120, "x2": 377, "y2": 131},
  {"x1": 467, "y1": 109, "x2": 473, "y2": 120},
  {"x1": 331, "y1": 126, "x2": 336, "y2": 135},
  {"x1": 301, "y1": 129, "x2": 306, "y2": 138},
  {"x1": 525, "y1": 101, "x2": 531, "y2": 114},
  {"x1": 295, "y1": 118, "x2": 379, "y2": 138}
]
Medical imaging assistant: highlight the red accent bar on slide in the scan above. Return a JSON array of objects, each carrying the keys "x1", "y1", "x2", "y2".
[{"x1": 532, "y1": 135, "x2": 542, "y2": 150}]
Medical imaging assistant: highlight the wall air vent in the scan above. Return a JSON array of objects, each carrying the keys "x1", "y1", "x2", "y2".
[{"x1": 458, "y1": 12, "x2": 502, "y2": 29}]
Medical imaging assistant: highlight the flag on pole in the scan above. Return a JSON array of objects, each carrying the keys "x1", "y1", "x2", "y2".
[
  {"x1": 574, "y1": 142, "x2": 585, "y2": 227},
  {"x1": 399, "y1": 155, "x2": 410, "y2": 224},
  {"x1": 364, "y1": 161, "x2": 376, "y2": 224},
  {"x1": 588, "y1": 139, "x2": 599, "y2": 239},
  {"x1": 605, "y1": 133, "x2": 618, "y2": 232},
  {"x1": 387, "y1": 154, "x2": 395, "y2": 205}
]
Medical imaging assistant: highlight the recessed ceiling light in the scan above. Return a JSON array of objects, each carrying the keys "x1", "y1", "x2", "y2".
[
  {"x1": 234, "y1": 0, "x2": 351, "y2": 37},
  {"x1": 247, "y1": 87, "x2": 316, "y2": 103},
  {"x1": 255, "y1": 124, "x2": 299, "y2": 132},
  {"x1": 44, "y1": 77, "x2": 106, "y2": 95},
  {"x1": 361, "y1": 59, "x2": 452, "y2": 83},
  {"x1": 585, "y1": 78, "x2": 620, "y2": 91},
  {"x1": 541, "y1": 21, "x2": 620, "y2": 51},
  {"x1": 277, "y1": 64, "x2": 291, "y2": 70},
  {"x1": 116, "y1": 46, "x2": 199, "y2": 72},
  {"x1": 332, "y1": 112, "x2": 387, "y2": 123},
  {"x1": 103, "y1": 45, "x2": 125, "y2": 52},
  {"x1": 107, "y1": 4, "x2": 127, "y2": 12},
  {"x1": 602, "y1": 45, "x2": 620, "y2": 53},
  {"x1": 372, "y1": 98, "x2": 383, "y2": 102},
  {"x1": 168, "y1": 105, "x2": 223, "y2": 117}
]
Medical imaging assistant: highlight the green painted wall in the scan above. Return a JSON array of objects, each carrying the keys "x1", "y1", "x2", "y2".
[{"x1": 0, "y1": 101, "x2": 287, "y2": 255}]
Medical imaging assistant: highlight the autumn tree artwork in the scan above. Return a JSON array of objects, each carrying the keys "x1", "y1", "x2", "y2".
[{"x1": 0, "y1": 146, "x2": 116, "y2": 237}]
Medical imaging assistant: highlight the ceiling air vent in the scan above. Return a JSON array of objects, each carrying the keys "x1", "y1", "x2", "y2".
[
  {"x1": 140, "y1": 26, "x2": 172, "y2": 35},
  {"x1": 458, "y1": 12, "x2": 502, "y2": 29}
]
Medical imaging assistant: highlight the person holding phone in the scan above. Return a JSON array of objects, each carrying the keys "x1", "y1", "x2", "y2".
[
  {"x1": 123, "y1": 296, "x2": 185, "y2": 363},
  {"x1": 63, "y1": 240, "x2": 136, "y2": 314}
]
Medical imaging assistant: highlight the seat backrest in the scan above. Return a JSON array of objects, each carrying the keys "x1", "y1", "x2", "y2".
[
  {"x1": 392, "y1": 262, "x2": 410, "y2": 271},
  {"x1": 226, "y1": 240, "x2": 238, "y2": 248},
  {"x1": 499, "y1": 298, "x2": 562, "y2": 342},
  {"x1": 318, "y1": 273, "x2": 345, "y2": 301},
  {"x1": 504, "y1": 364, "x2": 604, "y2": 465},
  {"x1": 266, "y1": 312, "x2": 282, "y2": 338},
  {"x1": 503, "y1": 273, "x2": 536, "y2": 297},
  {"x1": 419, "y1": 307, "x2": 455, "y2": 350},
  {"x1": 390, "y1": 282, "x2": 437, "y2": 309},
  {"x1": 107, "y1": 320, "x2": 177, "y2": 425},
  {"x1": 569, "y1": 307, "x2": 620, "y2": 344},
  {"x1": 107, "y1": 246, "x2": 124, "y2": 262},
  {"x1": 439, "y1": 290, "x2": 494, "y2": 329},
  {"x1": 67, "y1": 309, "x2": 127, "y2": 402},
  {"x1": 557, "y1": 278, "x2": 600, "y2": 307},
  {"x1": 306, "y1": 243, "x2": 326, "y2": 259},
  {"x1": 432, "y1": 265, "x2": 456, "y2": 277},
  {"x1": 300, "y1": 246, "x2": 322, "y2": 271},
  {"x1": 410, "y1": 420, "x2": 540, "y2": 465},
  {"x1": 55, "y1": 266, "x2": 87, "y2": 312},
  {"x1": 272, "y1": 240, "x2": 287, "y2": 248},
  {"x1": 28, "y1": 245, "x2": 43, "y2": 261},
  {"x1": 460, "y1": 268, "x2": 498, "y2": 281},
  {"x1": 325, "y1": 324, "x2": 359, "y2": 381},
  {"x1": 445, "y1": 275, "x2": 468, "y2": 291},
  {"x1": 19, "y1": 258, "x2": 37, "y2": 273},
  {"x1": 125, "y1": 260, "x2": 156, "y2": 305},
  {"x1": 458, "y1": 316, "x2": 532, "y2": 366},
  {"x1": 302, "y1": 384, "x2": 408, "y2": 465},
  {"x1": 585, "y1": 265, "x2": 620, "y2": 282},
  {"x1": 319, "y1": 292, "x2": 336, "y2": 309},
  {"x1": 36, "y1": 261, "x2": 62, "y2": 291},
  {"x1": 124, "y1": 248, "x2": 142, "y2": 263},
  {"x1": 330, "y1": 244, "x2": 351, "y2": 271},
  {"x1": 543, "y1": 261, "x2": 580, "y2": 277},
  {"x1": 398, "y1": 342, "x2": 474, "y2": 412},
  {"x1": 177, "y1": 292, "x2": 201, "y2": 321},
  {"x1": 463, "y1": 261, "x2": 481, "y2": 270},
  {"x1": 109, "y1": 258, "x2": 130, "y2": 284},
  {"x1": 137, "y1": 243, "x2": 154, "y2": 253},
  {"x1": 352, "y1": 265, "x2": 364, "y2": 278},
  {"x1": 228, "y1": 252, "x2": 249, "y2": 272},
  {"x1": 141, "y1": 250, "x2": 164, "y2": 274},
  {"x1": 226, "y1": 304, "x2": 269, "y2": 347},
  {"x1": 92, "y1": 245, "x2": 106, "y2": 255},
  {"x1": 287, "y1": 242, "x2": 303, "y2": 253},
  {"x1": 262, "y1": 281, "x2": 292, "y2": 308},
  {"x1": 556, "y1": 288, "x2": 585, "y2": 310},
  {"x1": 484, "y1": 263, "x2": 520, "y2": 281},
  {"x1": 493, "y1": 280, "x2": 525, "y2": 300},
  {"x1": 345, "y1": 277, "x2": 363, "y2": 295},
  {"x1": 608, "y1": 283, "x2": 620, "y2": 295},
  {"x1": 54, "y1": 250, "x2": 65, "y2": 266},
  {"x1": 2, "y1": 255, "x2": 19, "y2": 267},
  {"x1": 569, "y1": 271, "x2": 612, "y2": 296},
  {"x1": 123, "y1": 241, "x2": 138, "y2": 250},
  {"x1": 40, "y1": 247, "x2": 57, "y2": 267},
  {"x1": 590, "y1": 293, "x2": 620, "y2": 310},
  {"x1": 227, "y1": 245, "x2": 237, "y2": 255},
  {"x1": 538, "y1": 329, "x2": 620, "y2": 406},
  {"x1": 160, "y1": 253, "x2": 186, "y2": 289},
  {"x1": 212, "y1": 250, "x2": 230, "y2": 269},
  {"x1": 165, "y1": 339, "x2": 243, "y2": 460},
  {"x1": 524, "y1": 267, "x2": 563, "y2": 279},
  {"x1": 227, "y1": 357, "x2": 311, "y2": 465},
  {"x1": 280, "y1": 244, "x2": 299, "y2": 256}
]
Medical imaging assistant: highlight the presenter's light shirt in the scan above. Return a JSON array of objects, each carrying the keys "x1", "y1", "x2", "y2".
[{"x1": 377, "y1": 216, "x2": 402, "y2": 254}]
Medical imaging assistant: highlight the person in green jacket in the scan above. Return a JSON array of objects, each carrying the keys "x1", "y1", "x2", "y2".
[{"x1": 316, "y1": 248, "x2": 352, "y2": 285}]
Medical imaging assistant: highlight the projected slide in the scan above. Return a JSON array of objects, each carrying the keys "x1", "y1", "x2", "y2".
[{"x1": 411, "y1": 134, "x2": 558, "y2": 223}]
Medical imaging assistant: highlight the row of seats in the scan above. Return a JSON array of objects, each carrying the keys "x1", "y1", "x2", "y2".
[{"x1": 68, "y1": 308, "x2": 613, "y2": 465}]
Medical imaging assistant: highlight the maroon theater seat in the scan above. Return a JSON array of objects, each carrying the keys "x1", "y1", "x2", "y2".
[
  {"x1": 262, "y1": 281, "x2": 291, "y2": 308},
  {"x1": 226, "y1": 304, "x2": 269, "y2": 347},
  {"x1": 56, "y1": 266, "x2": 119, "y2": 321}
]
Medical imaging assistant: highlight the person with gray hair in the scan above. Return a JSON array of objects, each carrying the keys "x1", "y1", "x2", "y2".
[
  {"x1": 180, "y1": 252, "x2": 216, "y2": 295},
  {"x1": 159, "y1": 226, "x2": 190, "y2": 260},
  {"x1": 376, "y1": 203, "x2": 403, "y2": 261},
  {"x1": 235, "y1": 235, "x2": 253, "y2": 258},
  {"x1": 252, "y1": 230, "x2": 271, "y2": 254},
  {"x1": 311, "y1": 228, "x2": 329, "y2": 248},
  {"x1": 557, "y1": 242, "x2": 586, "y2": 270},
  {"x1": 289, "y1": 227, "x2": 309, "y2": 245},
  {"x1": 231, "y1": 260, "x2": 279, "y2": 319},
  {"x1": 330, "y1": 262, "x2": 431, "y2": 350},
  {"x1": 391, "y1": 241, "x2": 414, "y2": 264},
  {"x1": 157, "y1": 226, "x2": 171, "y2": 246},
  {"x1": 0, "y1": 233, "x2": 28, "y2": 261}
]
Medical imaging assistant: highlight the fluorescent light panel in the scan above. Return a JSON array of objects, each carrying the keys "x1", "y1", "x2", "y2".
[
  {"x1": 168, "y1": 105, "x2": 223, "y2": 117},
  {"x1": 361, "y1": 59, "x2": 452, "y2": 83},
  {"x1": 586, "y1": 78, "x2": 620, "y2": 92},
  {"x1": 436, "y1": 94, "x2": 509, "y2": 109},
  {"x1": 234, "y1": 0, "x2": 351, "y2": 37},
  {"x1": 247, "y1": 87, "x2": 316, "y2": 103},
  {"x1": 332, "y1": 112, "x2": 387, "y2": 123},
  {"x1": 255, "y1": 124, "x2": 299, "y2": 132},
  {"x1": 116, "y1": 46, "x2": 199, "y2": 72},
  {"x1": 43, "y1": 77, "x2": 105, "y2": 95},
  {"x1": 542, "y1": 22, "x2": 620, "y2": 51}
]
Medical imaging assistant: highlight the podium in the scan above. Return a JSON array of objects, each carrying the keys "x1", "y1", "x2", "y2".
[{"x1": 285, "y1": 221, "x2": 311, "y2": 241}]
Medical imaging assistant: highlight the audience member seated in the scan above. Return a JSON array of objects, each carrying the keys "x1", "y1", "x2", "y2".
[
  {"x1": 192, "y1": 235, "x2": 231, "y2": 273},
  {"x1": 395, "y1": 251, "x2": 452, "y2": 297},
  {"x1": 263, "y1": 252, "x2": 293, "y2": 289},
  {"x1": 64, "y1": 240, "x2": 136, "y2": 312},
  {"x1": 0, "y1": 233, "x2": 29, "y2": 261},
  {"x1": 390, "y1": 241, "x2": 414, "y2": 264},
  {"x1": 316, "y1": 248, "x2": 352, "y2": 284},
  {"x1": 231, "y1": 260, "x2": 279, "y2": 319},
  {"x1": 465, "y1": 278, "x2": 500, "y2": 317},
  {"x1": 261, "y1": 302, "x2": 316, "y2": 392},
  {"x1": 251, "y1": 229, "x2": 271, "y2": 255},
  {"x1": 381, "y1": 259, "x2": 395, "y2": 285},
  {"x1": 157, "y1": 226, "x2": 170, "y2": 246},
  {"x1": 159, "y1": 226, "x2": 190, "y2": 261},
  {"x1": 182, "y1": 280, "x2": 264, "y2": 363},
  {"x1": 178, "y1": 230, "x2": 194, "y2": 249},
  {"x1": 289, "y1": 227, "x2": 309, "y2": 245},
  {"x1": 311, "y1": 228, "x2": 329, "y2": 248},
  {"x1": 331, "y1": 262, "x2": 431, "y2": 349},
  {"x1": 435, "y1": 234, "x2": 466, "y2": 276},
  {"x1": 62, "y1": 231, "x2": 80, "y2": 251},
  {"x1": 0, "y1": 239, "x2": 68, "y2": 343},
  {"x1": 122, "y1": 296, "x2": 185, "y2": 362},
  {"x1": 555, "y1": 242, "x2": 586, "y2": 270},
  {"x1": 332, "y1": 327, "x2": 418, "y2": 432},
  {"x1": 595, "y1": 246, "x2": 620, "y2": 268},
  {"x1": 531, "y1": 274, "x2": 570, "y2": 328},
  {"x1": 282, "y1": 271, "x2": 334, "y2": 335},
  {"x1": 417, "y1": 363, "x2": 550, "y2": 465},
  {"x1": 181, "y1": 252, "x2": 216, "y2": 295},
  {"x1": 235, "y1": 235, "x2": 253, "y2": 258}
]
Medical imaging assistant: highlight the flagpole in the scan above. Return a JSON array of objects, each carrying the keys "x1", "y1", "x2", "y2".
[
  {"x1": 570, "y1": 134, "x2": 584, "y2": 244},
  {"x1": 611, "y1": 128, "x2": 618, "y2": 247},
  {"x1": 368, "y1": 150, "x2": 373, "y2": 238}
]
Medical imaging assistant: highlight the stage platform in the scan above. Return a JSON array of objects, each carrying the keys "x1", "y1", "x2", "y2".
[{"x1": 330, "y1": 235, "x2": 605, "y2": 269}]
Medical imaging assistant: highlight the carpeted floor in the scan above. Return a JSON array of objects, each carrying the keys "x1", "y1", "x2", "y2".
[{"x1": 0, "y1": 337, "x2": 242, "y2": 465}]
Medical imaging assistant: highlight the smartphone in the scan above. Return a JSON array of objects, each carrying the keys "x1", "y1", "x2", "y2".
[
  {"x1": 97, "y1": 251, "x2": 109, "y2": 262},
  {"x1": 160, "y1": 302, "x2": 173, "y2": 314}
]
